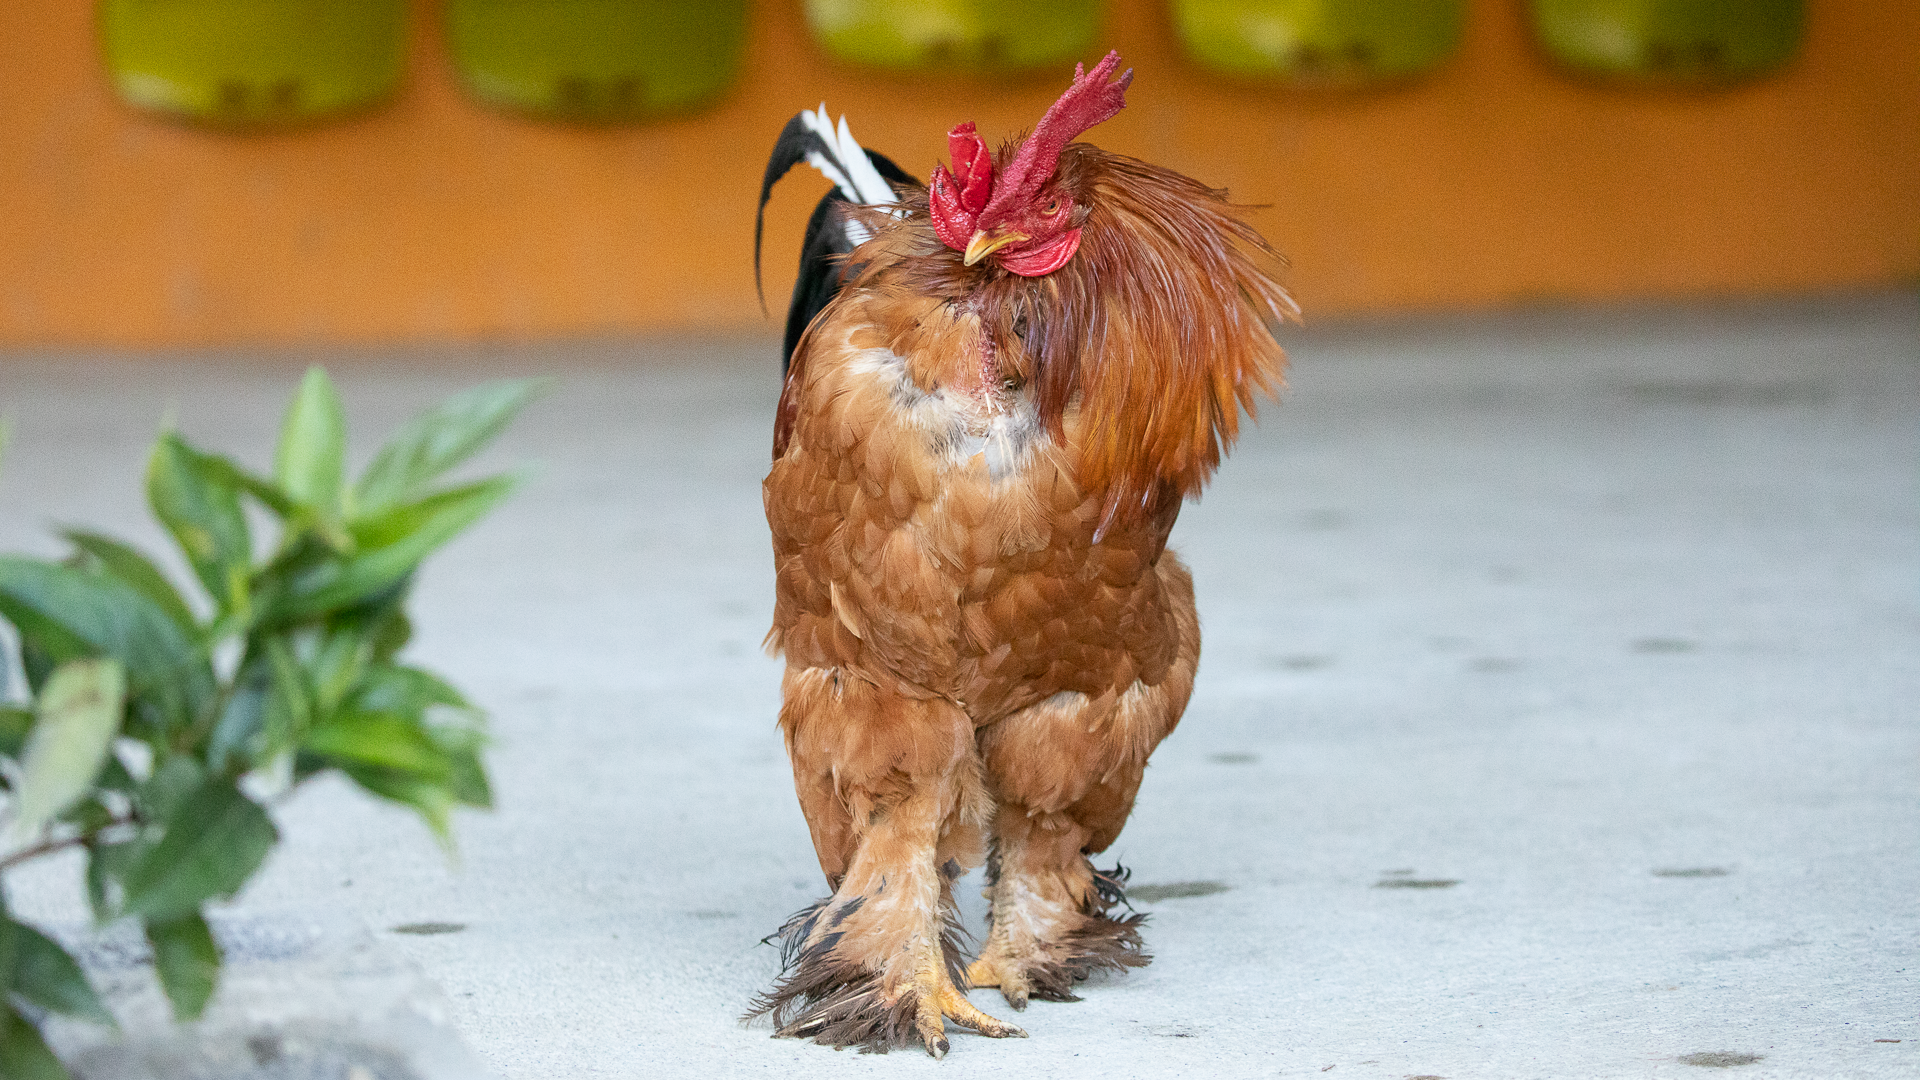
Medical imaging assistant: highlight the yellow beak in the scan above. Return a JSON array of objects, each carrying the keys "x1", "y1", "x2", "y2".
[{"x1": 963, "y1": 229, "x2": 1028, "y2": 266}]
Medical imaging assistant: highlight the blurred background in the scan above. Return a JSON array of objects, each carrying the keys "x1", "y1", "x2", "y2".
[
  {"x1": 3, "y1": 8, "x2": 1916, "y2": 1075},
  {"x1": 0, "y1": 0, "x2": 1914, "y2": 350}
]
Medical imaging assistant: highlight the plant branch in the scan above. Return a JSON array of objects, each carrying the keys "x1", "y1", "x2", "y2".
[
  {"x1": 0, "y1": 833, "x2": 84, "y2": 873},
  {"x1": 0, "y1": 815, "x2": 140, "y2": 874}
]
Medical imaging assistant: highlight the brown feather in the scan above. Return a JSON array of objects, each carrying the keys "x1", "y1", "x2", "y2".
[{"x1": 805, "y1": 143, "x2": 1295, "y2": 535}]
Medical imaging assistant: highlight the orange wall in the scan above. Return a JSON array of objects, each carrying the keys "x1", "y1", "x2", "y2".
[{"x1": 1, "y1": 1, "x2": 1915, "y2": 348}]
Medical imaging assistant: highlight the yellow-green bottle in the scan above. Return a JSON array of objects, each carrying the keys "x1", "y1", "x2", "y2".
[
  {"x1": 1527, "y1": 0, "x2": 1804, "y2": 84},
  {"x1": 446, "y1": 0, "x2": 748, "y2": 122},
  {"x1": 805, "y1": 0, "x2": 1102, "y2": 73},
  {"x1": 98, "y1": 0, "x2": 408, "y2": 127},
  {"x1": 1172, "y1": 0, "x2": 1465, "y2": 85}
]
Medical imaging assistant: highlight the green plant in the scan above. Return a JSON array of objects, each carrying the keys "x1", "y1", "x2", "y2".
[{"x1": 0, "y1": 369, "x2": 544, "y2": 1077}]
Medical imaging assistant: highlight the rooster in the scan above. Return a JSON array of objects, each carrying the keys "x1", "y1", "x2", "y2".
[{"x1": 749, "y1": 52, "x2": 1295, "y2": 1057}]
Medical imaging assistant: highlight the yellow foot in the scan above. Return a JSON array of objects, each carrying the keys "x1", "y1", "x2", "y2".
[
  {"x1": 907, "y1": 972, "x2": 1027, "y2": 1058},
  {"x1": 966, "y1": 953, "x2": 1034, "y2": 1011}
]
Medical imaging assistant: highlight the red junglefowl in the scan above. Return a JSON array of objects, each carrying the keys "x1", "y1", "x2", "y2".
[{"x1": 748, "y1": 52, "x2": 1296, "y2": 1057}]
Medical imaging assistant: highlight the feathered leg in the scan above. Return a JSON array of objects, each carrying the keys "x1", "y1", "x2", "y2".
[
  {"x1": 749, "y1": 666, "x2": 1027, "y2": 1055},
  {"x1": 967, "y1": 558, "x2": 1200, "y2": 1009}
]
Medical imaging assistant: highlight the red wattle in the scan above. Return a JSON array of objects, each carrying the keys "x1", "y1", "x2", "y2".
[{"x1": 996, "y1": 228, "x2": 1082, "y2": 277}]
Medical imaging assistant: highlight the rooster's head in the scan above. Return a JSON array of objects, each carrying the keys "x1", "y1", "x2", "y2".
[{"x1": 929, "y1": 52, "x2": 1133, "y2": 278}]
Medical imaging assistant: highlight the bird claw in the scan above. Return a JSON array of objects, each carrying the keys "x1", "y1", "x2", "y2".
[
  {"x1": 965, "y1": 955, "x2": 1034, "y2": 1010},
  {"x1": 969, "y1": 946, "x2": 1083, "y2": 1010},
  {"x1": 909, "y1": 972, "x2": 1027, "y2": 1057},
  {"x1": 938, "y1": 984, "x2": 1027, "y2": 1039}
]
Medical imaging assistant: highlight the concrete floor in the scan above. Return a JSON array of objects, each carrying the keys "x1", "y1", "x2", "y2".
[{"x1": 1, "y1": 293, "x2": 1915, "y2": 1079}]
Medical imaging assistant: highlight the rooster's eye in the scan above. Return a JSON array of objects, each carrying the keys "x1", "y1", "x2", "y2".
[{"x1": 1040, "y1": 199, "x2": 1061, "y2": 216}]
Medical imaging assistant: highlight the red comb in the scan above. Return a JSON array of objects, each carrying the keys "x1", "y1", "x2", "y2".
[
  {"x1": 980, "y1": 51, "x2": 1132, "y2": 225},
  {"x1": 948, "y1": 122, "x2": 993, "y2": 213},
  {"x1": 930, "y1": 121, "x2": 994, "y2": 251}
]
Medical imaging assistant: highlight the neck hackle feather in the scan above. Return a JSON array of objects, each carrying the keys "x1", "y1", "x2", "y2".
[{"x1": 793, "y1": 144, "x2": 1295, "y2": 539}]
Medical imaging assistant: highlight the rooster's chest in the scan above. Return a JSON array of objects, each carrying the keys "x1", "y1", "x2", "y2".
[{"x1": 773, "y1": 345, "x2": 1148, "y2": 692}]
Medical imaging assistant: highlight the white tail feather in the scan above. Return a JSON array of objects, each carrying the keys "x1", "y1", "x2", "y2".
[
  {"x1": 834, "y1": 115, "x2": 896, "y2": 206},
  {"x1": 796, "y1": 106, "x2": 900, "y2": 247}
]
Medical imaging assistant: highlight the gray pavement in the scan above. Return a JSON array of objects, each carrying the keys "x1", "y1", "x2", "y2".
[
  {"x1": 40, "y1": 911, "x2": 493, "y2": 1080},
  {"x1": 1, "y1": 293, "x2": 1915, "y2": 1078}
]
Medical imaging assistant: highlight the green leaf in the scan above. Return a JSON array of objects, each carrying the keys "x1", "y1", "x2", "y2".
[
  {"x1": 85, "y1": 839, "x2": 143, "y2": 922},
  {"x1": 0, "y1": 899, "x2": 17, "y2": 980},
  {"x1": 0, "y1": 1003, "x2": 70, "y2": 1080},
  {"x1": 309, "y1": 627, "x2": 373, "y2": 718},
  {"x1": 436, "y1": 727, "x2": 492, "y2": 810},
  {"x1": 355, "y1": 379, "x2": 549, "y2": 515},
  {"x1": 275, "y1": 368, "x2": 348, "y2": 514},
  {"x1": 269, "y1": 476, "x2": 517, "y2": 622},
  {"x1": 57, "y1": 795, "x2": 116, "y2": 833},
  {"x1": 119, "y1": 778, "x2": 277, "y2": 922},
  {"x1": 13, "y1": 659, "x2": 126, "y2": 832},
  {"x1": 206, "y1": 674, "x2": 267, "y2": 774},
  {"x1": 3, "y1": 918, "x2": 115, "y2": 1027},
  {"x1": 262, "y1": 640, "x2": 312, "y2": 760},
  {"x1": 61, "y1": 530, "x2": 198, "y2": 636},
  {"x1": 136, "y1": 755, "x2": 205, "y2": 825},
  {"x1": 147, "y1": 433, "x2": 251, "y2": 615},
  {"x1": 0, "y1": 559, "x2": 213, "y2": 734},
  {"x1": 349, "y1": 472, "x2": 522, "y2": 553},
  {"x1": 0, "y1": 707, "x2": 31, "y2": 759},
  {"x1": 0, "y1": 568, "x2": 89, "y2": 668},
  {"x1": 19, "y1": 640, "x2": 54, "y2": 697},
  {"x1": 350, "y1": 664, "x2": 470, "y2": 716},
  {"x1": 366, "y1": 607, "x2": 412, "y2": 663},
  {"x1": 317, "y1": 717, "x2": 491, "y2": 841},
  {"x1": 145, "y1": 912, "x2": 220, "y2": 1021},
  {"x1": 240, "y1": 532, "x2": 334, "y2": 626},
  {"x1": 207, "y1": 640, "x2": 313, "y2": 774},
  {"x1": 93, "y1": 752, "x2": 137, "y2": 794},
  {"x1": 335, "y1": 764, "x2": 456, "y2": 844},
  {"x1": 339, "y1": 667, "x2": 489, "y2": 809},
  {"x1": 301, "y1": 712, "x2": 450, "y2": 779},
  {"x1": 193, "y1": 452, "x2": 295, "y2": 518},
  {"x1": 347, "y1": 475, "x2": 517, "y2": 552}
]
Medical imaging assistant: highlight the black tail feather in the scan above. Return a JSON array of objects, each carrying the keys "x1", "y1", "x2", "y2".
[
  {"x1": 754, "y1": 111, "x2": 918, "y2": 374},
  {"x1": 754, "y1": 113, "x2": 829, "y2": 315}
]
